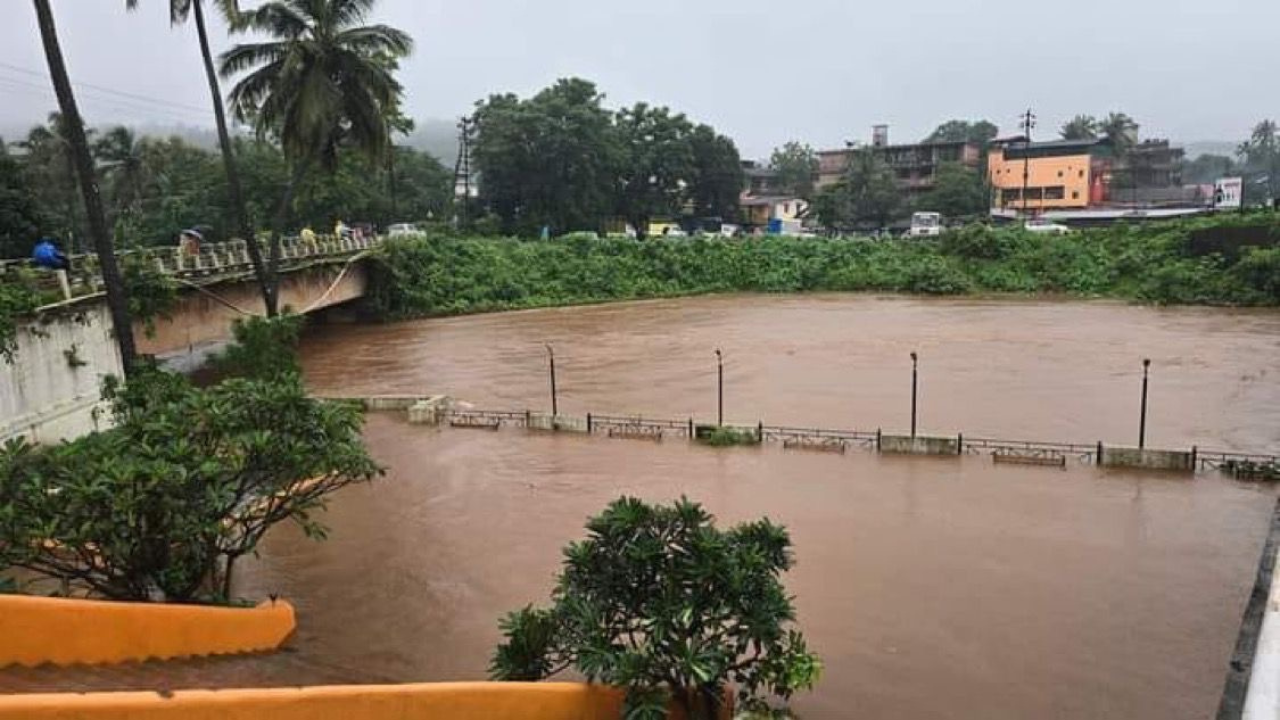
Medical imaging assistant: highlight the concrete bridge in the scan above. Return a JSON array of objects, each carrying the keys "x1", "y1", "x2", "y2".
[{"x1": 1, "y1": 235, "x2": 380, "y2": 444}]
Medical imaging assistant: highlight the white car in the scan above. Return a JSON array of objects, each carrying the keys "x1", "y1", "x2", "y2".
[
  {"x1": 386, "y1": 223, "x2": 419, "y2": 238},
  {"x1": 1024, "y1": 219, "x2": 1071, "y2": 235}
]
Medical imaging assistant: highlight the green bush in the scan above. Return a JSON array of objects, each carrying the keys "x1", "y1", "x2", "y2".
[
  {"x1": 490, "y1": 497, "x2": 820, "y2": 719},
  {"x1": 0, "y1": 369, "x2": 380, "y2": 602},
  {"x1": 210, "y1": 314, "x2": 305, "y2": 380},
  {"x1": 700, "y1": 425, "x2": 761, "y2": 447},
  {"x1": 367, "y1": 215, "x2": 1280, "y2": 319}
]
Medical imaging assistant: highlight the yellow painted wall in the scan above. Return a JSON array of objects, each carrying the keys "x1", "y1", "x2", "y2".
[
  {"x1": 987, "y1": 148, "x2": 1093, "y2": 210},
  {"x1": 0, "y1": 595, "x2": 295, "y2": 668},
  {"x1": 0, "y1": 683, "x2": 732, "y2": 720}
]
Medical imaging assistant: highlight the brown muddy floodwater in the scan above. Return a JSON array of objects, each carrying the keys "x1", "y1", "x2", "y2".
[{"x1": 124, "y1": 296, "x2": 1280, "y2": 717}]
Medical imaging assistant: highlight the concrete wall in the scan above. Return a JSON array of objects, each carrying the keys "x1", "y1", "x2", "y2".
[
  {"x1": 136, "y1": 261, "x2": 369, "y2": 361},
  {"x1": 879, "y1": 434, "x2": 961, "y2": 456},
  {"x1": 1099, "y1": 446, "x2": 1194, "y2": 472},
  {"x1": 0, "y1": 683, "x2": 732, "y2": 720},
  {"x1": 0, "y1": 304, "x2": 121, "y2": 444},
  {"x1": 0, "y1": 595, "x2": 295, "y2": 668}
]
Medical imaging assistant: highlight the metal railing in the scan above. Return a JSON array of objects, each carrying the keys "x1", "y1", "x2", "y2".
[{"x1": 4, "y1": 234, "x2": 381, "y2": 305}]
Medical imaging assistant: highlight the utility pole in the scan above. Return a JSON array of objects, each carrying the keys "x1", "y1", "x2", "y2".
[
  {"x1": 1020, "y1": 108, "x2": 1036, "y2": 218},
  {"x1": 546, "y1": 344, "x2": 558, "y2": 417},
  {"x1": 715, "y1": 349, "x2": 724, "y2": 426},
  {"x1": 452, "y1": 115, "x2": 474, "y2": 228},
  {"x1": 910, "y1": 351, "x2": 919, "y2": 437},
  {"x1": 1138, "y1": 358, "x2": 1151, "y2": 449}
]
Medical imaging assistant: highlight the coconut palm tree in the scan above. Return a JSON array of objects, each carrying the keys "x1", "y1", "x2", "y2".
[
  {"x1": 1059, "y1": 115, "x2": 1098, "y2": 141},
  {"x1": 94, "y1": 126, "x2": 147, "y2": 217},
  {"x1": 1100, "y1": 112, "x2": 1139, "y2": 157},
  {"x1": 31, "y1": 0, "x2": 139, "y2": 375},
  {"x1": 124, "y1": 0, "x2": 279, "y2": 315},
  {"x1": 219, "y1": 0, "x2": 412, "y2": 315}
]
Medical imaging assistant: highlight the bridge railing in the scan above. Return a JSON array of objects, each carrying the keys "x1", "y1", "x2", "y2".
[{"x1": 3, "y1": 234, "x2": 382, "y2": 305}]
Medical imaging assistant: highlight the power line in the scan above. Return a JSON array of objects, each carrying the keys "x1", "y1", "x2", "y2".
[
  {"x1": 0, "y1": 74, "x2": 211, "y2": 125},
  {"x1": 0, "y1": 59, "x2": 213, "y2": 115}
]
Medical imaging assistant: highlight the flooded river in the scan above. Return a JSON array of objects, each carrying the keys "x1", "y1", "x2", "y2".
[{"x1": 15, "y1": 294, "x2": 1279, "y2": 719}]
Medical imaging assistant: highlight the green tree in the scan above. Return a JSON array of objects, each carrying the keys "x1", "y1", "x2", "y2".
[
  {"x1": 94, "y1": 126, "x2": 147, "y2": 220},
  {"x1": 813, "y1": 151, "x2": 902, "y2": 230},
  {"x1": 919, "y1": 162, "x2": 987, "y2": 218},
  {"x1": 17, "y1": 115, "x2": 87, "y2": 251},
  {"x1": 688, "y1": 125, "x2": 744, "y2": 222},
  {"x1": 127, "y1": 0, "x2": 279, "y2": 315},
  {"x1": 0, "y1": 368, "x2": 380, "y2": 602},
  {"x1": 220, "y1": 0, "x2": 412, "y2": 315},
  {"x1": 491, "y1": 497, "x2": 820, "y2": 720},
  {"x1": 0, "y1": 148, "x2": 46, "y2": 259},
  {"x1": 1101, "y1": 112, "x2": 1139, "y2": 156},
  {"x1": 473, "y1": 78, "x2": 619, "y2": 235},
  {"x1": 615, "y1": 103, "x2": 694, "y2": 238},
  {"x1": 1238, "y1": 120, "x2": 1280, "y2": 205},
  {"x1": 1182, "y1": 153, "x2": 1236, "y2": 185},
  {"x1": 31, "y1": 0, "x2": 139, "y2": 375},
  {"x1": 923, "y1": 119, "x2": 998, "y2": 146},
  {"x1": 1060, "y1": 115, "x2": 1099, "y2": 141},
  {"x1": 768, "y1": 141, "x2": 818, "y2": 198}
]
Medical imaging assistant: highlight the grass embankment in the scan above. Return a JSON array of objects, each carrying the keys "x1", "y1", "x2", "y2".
[{"x1": 366, "y1": 215, "x2": 1280, "y2": 319}]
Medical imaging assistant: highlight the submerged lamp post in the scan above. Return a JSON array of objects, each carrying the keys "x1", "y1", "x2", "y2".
[
  {"x1": 1138, "y1": 358, "x2": 1150, "y2": 449},
  {"x1": 910, "y1": 351, "x2": 919, "y2": 438},
  {"x1": 715, "y1": 348, "x2": 724, "y2": 426},
  {"x1": 546, "y1": 344, "x2": 558, "y2": 417}
]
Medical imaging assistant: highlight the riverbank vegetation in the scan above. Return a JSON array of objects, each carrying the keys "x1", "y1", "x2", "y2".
[
  {"x1": 491, "y1": 496, "x2": 820, "y2": 720},
  {"x1": 368, "y1": 214, "x2": 1280, "y2": 317},
  {"x1": 0, "y1": 317, "x2": 379, "y2": 603}
]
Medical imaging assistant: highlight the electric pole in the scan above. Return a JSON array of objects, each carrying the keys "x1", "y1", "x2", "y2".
[
  {"x1": 453, "y1": 115, "x2": 474, "y2": 228},
  {"x1": 1020, "y1": 108, "x2": 1036, "y2": 218}
]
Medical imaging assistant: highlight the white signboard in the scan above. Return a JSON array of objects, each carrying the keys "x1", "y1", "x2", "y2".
[{"x1": 1214, "y1": 177, "x2": 1243, "y2": 209}]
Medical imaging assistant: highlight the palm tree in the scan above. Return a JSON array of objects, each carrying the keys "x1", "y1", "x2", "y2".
[
  {"x1": 31, "y1": 0, "x2": 139, "y2": 375},
  {"x1": 94, "y1": 126, "x2": 147, "y2": 217},
  {"x1": 1100, "y1": 112, "x2": 1139, "y2": 157},
  {"x1": 219, "y1": 0, "x2": 412, "y2": 315},
  {"x1": 1059, "y1": 115, "x2": 1098, "y2": 141},
  {"x1": 124, "y1": 0, "x2": 277, "y2": 315}
]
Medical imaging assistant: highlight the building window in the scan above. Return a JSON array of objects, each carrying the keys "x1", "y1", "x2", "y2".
[
  {"x1": 1072, "y1": 191, "x2": 1080, "y2": 200},
  {"x1": 1057, "y1": 170, "x2": 1064, "y2": 178},
  {"x1": 1079, "y1": 170, "x2": 1085, "y2": 178},
  {"x1": 1001, "y1": 188, "x2": 1021, "y2": 203},
  {"x1": 1045, "y1": 186, "x2": 1065, "y2": 200}
]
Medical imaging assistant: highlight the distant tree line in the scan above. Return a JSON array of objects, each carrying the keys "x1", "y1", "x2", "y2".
[
  {"x1": 470, "y1": 78, "x2": 745, "y2": 238},
  {"x1": 0, "y1": 114, "x2": 450, "y2": 260}
]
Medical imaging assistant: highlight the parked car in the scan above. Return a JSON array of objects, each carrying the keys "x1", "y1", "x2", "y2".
[
  {"x1": 386, "y1": 223, "x2": 418, "y2": 238},
  {"x1": 1024, "y1": 218, "x2": 1071, "y2": 235},
  {"x1": 907, "y1": 211, "x2": 943, "y2": 237}
]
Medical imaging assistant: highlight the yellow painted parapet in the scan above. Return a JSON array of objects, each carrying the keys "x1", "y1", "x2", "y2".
[
  {"x1": 0, "y1": 683, "x2": 633, "y2": 720},
  {"x1": 0, "y1": 594, "x2": 295, "y2": 668}
]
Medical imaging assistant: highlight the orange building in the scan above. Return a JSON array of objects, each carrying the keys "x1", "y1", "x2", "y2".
[{"x1": 987, "y1": 138, "x2": 1112, "y2": 212}]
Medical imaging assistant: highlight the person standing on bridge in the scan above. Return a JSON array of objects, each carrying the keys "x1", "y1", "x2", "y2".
[{"x1": 178, "y1": 228, "x2": 203, "y2": 256}]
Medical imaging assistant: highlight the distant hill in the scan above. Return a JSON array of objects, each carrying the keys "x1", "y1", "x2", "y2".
[{"x1": 402, "y1": 117, "x2": 459, "y2": 165}]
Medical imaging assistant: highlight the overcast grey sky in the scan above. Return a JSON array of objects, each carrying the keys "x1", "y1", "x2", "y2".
[{"x1": 1, "y1": 0, "x2": 1276, "y2": 158}]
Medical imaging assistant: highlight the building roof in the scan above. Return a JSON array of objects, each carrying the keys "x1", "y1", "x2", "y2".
[{"x1": 740, "y1": 195, "x2": 805, "y2": 207}]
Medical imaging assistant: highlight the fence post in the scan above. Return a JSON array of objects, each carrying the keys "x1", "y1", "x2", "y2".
[
  {"x1": 1096, "y1": 441, "x2": 1104, "y2": 465},
  {"x1": 957, "y1": 433, "x2": 963, "y2": 455},
  {"x1": 1190, "y1": 445, "x2": 1198, "y2": 471},
  {"x1": 876, "y1": 428, "x2": 882, "y2": 452},
  {"x1": 587, "y1": 413, "x2": 593, "y2": 434},
  {"x1": 525, "y1": 410, "x2": 531, "y2": 429},
  {"x1": 688, "y1": 418, "x2": 694, "y2": 439},
  {"x1": 758, "y1": 420, "x2": 764, "y2": 443}
]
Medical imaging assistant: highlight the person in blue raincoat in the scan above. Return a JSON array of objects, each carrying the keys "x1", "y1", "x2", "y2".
[{"x1": 32, "y1": 237, "x2": 70, "y2": 271}]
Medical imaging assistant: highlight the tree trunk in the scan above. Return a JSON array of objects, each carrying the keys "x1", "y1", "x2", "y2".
[
  {"x1": 264, "y1": 160, "x2": 311, "y2": 316},
  {"x1": 192, "y1": 0, "x2": 274, "y2": 315},
  {"x1": 33, "y1": 0, "x2": 138, "y2": 375}
]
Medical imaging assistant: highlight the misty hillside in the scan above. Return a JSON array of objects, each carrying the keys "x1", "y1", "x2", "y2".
[{"x1": 1, "y1": 116, "x2": 461, "y2": 165}]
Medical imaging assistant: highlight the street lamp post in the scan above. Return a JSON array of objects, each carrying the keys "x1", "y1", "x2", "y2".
[
  {"x1": 546, "y1": 344, "x2": 558, "y2": 417},
  {"x1": 910, "y1": 351, "x2": 919, "y2": 438},
  {"x1": 1138, "y1": 358, "x2": 1150, "y2": 449},
  {"x1": 715, "y1": 349, "x2": 724, "y2": 426}
]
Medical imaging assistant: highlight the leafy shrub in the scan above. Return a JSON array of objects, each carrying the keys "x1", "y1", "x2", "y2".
[
  {"x1": 0, "y1": 369, "x2": 380, "y2": 602},
  {"x1": 700, "y1": 425, "x2": 761, "y2": 447},
  {"x1": 490, "y1": 497, "x2": 820, "y2": 720},
  {"x1": 211, "y1": 314, "x2": 305, "y2": 380}
]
